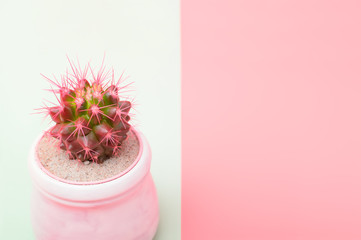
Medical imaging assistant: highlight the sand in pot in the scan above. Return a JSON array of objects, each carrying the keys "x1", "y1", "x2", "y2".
[{"x1": 37, "y1": 130, "x2": 140, "y2": 182}]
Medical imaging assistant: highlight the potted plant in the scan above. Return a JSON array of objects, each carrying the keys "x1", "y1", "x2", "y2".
[{"x1": 29, "y1": 59, "x2": 159, "y2": 240}]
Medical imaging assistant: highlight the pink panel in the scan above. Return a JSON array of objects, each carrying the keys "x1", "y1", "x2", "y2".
[{"x1": 182, "y1": 0, "x2": 361, "y2": 239}]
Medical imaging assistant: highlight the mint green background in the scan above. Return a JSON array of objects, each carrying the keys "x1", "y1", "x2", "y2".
[{"x1": 0, "y1": 0, "x2": 180, "y2": 239}]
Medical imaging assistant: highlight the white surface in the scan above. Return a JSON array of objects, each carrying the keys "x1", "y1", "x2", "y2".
[{"x1": 0, "y1": 0, "x2": 180, "y2": 239}]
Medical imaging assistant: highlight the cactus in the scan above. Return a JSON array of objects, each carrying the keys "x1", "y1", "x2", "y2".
[{"x1": 37, "y1": 59, "x2": 133, "y2": 163}]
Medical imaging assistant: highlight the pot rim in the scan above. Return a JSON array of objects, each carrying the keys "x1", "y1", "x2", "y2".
[
  {"x1": 28, "y1": 127, "x2": 152, "y2": 203},
  {"x1": 35, "y1": 127, "x2": 143, "y2": 186}
]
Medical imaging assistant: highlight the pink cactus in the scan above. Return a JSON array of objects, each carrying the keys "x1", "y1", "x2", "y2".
[{"x1": 36, "y1": 58, "x2": 134, "y2": 163}]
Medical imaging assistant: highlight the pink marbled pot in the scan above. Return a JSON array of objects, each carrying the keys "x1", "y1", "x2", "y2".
[{"x1": 28, "y1": 128, "x2": 159, "y2": 240}]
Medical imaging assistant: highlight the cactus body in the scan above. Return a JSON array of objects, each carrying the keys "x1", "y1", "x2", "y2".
[{"x1": 40, "y1": 62, "x2": 132, "y2": 163}]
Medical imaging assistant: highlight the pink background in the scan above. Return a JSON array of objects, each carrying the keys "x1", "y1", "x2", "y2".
[{"x1": 182, "y1": 0, "x2": 361, "y2": 239}]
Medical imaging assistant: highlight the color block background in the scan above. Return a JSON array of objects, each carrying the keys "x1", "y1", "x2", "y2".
[
  {"x1": 182, "y1": 0, "x2": 361, "y2": 239},
  {"x1": 0, "y1": 0, "x2": 180, "y2": 239}
]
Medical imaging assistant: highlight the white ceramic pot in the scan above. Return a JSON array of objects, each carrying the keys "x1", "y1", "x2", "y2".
[{"x1": 28, "y1": 128, "x2": 159, "y2": 240}]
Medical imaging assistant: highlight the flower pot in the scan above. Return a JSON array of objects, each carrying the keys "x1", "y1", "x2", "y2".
[{"x1": 28, "y1": 128, "x2": 159, "y2": 240}]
